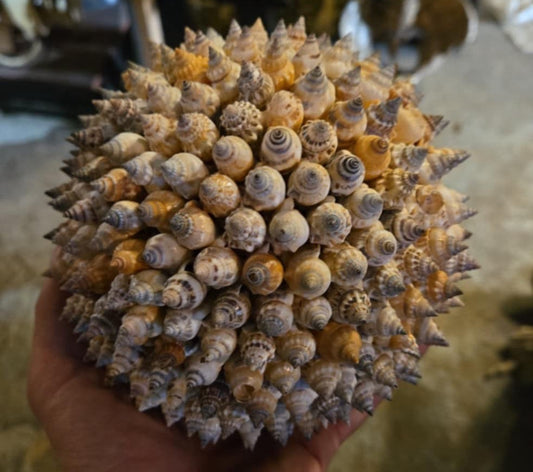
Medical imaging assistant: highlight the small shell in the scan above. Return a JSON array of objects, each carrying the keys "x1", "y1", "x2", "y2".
[
  {"x1": 335, "y1": 365, "x2": 358, "y2": 403},
  {"x1": 128, "y1": 269, "x2": 167, "y2": 305},
  {"x1": 315, "y1": 321, "x2": 362, "y2": 364},
  {"x1": 365, "y1": 263, "x2": 406, "y2": 300},
  {"x1": 392, "y1": 106, "x2": 428, "y2": 144},
  {"x1": 247, "y1": 386, "x2": 280, "y2": 427},
  {"x1": 443, "y1": 251, "x2": 480, "y2": 275},
  {"x1": 262, "y1": 37, "x2": 296, "y2": 91},
  {"x1": 100, "y1": 132, "x2": 149, "y2": 164},
  {"x1": 163, "y1": 302, "x2": 210, "y2": 341},
  {"x1": 224, "y1": 19, "x2": 242, "y2": 55},
  {"x1": 285, "y1": 247, "x2": 332, "y2": 299},
  {"x1": 171, "y1": 48, "x2": 208, "y2": 84},
  {"x1": 198, "y1": 173, "x2": 241, "y2": 218},
  {"x1": 122, "y1": 151, "x2": 167, "y2": 188},
  {"x1": 64, "y1": 224, "x2": 98, "y2": 259},
  {"x1": 374, "y1": 168, "x2": 419, "y2": 210},
  {"x1": 417, "y1": 227, "x2": 467, "y2": 264},
  {"x1": 265, "y1": 360, "x2": 301, "y2": 394},
  {"x1": 148, "y1": 339, "x2": 187, "y2": 390},
  {"x1": 142, "y1": 233, "x2": 190, "y2": 271},
  {"x1": 256, "y1": 299, "x2": 294, "y2": 337},
  {"x1": 104, "y1": 201, "x2": 144, "y2": 232},
  {"x1": 269, "y1": 204, "x2": 310, "y2": 254},
  {"x1": 243, "y1": 166, "x2": 286, "y2": 211},
  {"x1": 47, "y1": 219, "x2": 82, "y2": 246},
  {"x1": 110, "y1": 239, "x2": 148, "y2": 275},
  {"x1": 323, "y1": 34, "x2": 355, "y2": 80},
  {"x1": 334, "y1": 66, "x2": 361, "y2": 101},
  {"x1": 322, "y1": 243, "x2": 368, "y2": 288},
  {"x1": 359, "y1": 64, "x2": 395, "y2": 106},
  {"x1": 237, "y1": 61, "x2": 275, "y2": 109},
  {"x1": 106, "y1": 344, "x2": 142, "y2": 380},
  {"x1": 418, "y1": 148, "x2": 470, "y2": 185},
  {"x1": 249, "y1": 17, "x2": 268, "y2": 50},
  {"x1": 287, "y1": 16, "x2": 307, "y2": 54},
  {"x1": 375, "y1": 303, "x2": 406, "y2": 336},
  {"x1": 326, "y1": 150, "x2": 365, "y2": 196},
  {"x1": 328, "y1": 285, "x2": 372, "y2": 325},
  {"x1": 162, "y1": 270, "x2": 207, "y2": 309},
  {"x1": 219, "y1": 401, "x2": 248, "y2": 440},
  {"x1": 184, "y1": 29, "x2": 212, "y2": 57},
  {"x1": 276, "y1": 329, "x2": 316, "y2": 367},
  {"x1": 299, "y1": 119, "x2": 338, "y2": 164},
  {"x1": 342, "y1": 184, "x2": 384, "y2": 228},
  {"x1": 224, "y1": 356, "x2": 264, "y2": 402},
  {"x1": 160, "y1": 153, "x2": 209, "y2": 199},
  {"x1": 263, "y1": 90, "x2": 304, "y2": 131},
  {"x1": 284, "y1": 382, "x2": 319, "y2": 419},
  {"x1": 193, "y1": 246, "x2": 241, "y2": 289},
  {"x1": 240, "y1": 331, "x2": 276, "y2": 372},
  {"x1": 178, "y1": 80, "x2": 220, "y2": 117},
  {"x1": 351, "y1": 378, "x2": 375, "y2": 415},
  {"x1": 137, "y1": 190, "x2": 184, "y2": 232},
  {"x1": 350, "y1": 135, "x2": 391, "y2": 181},
  {"x1": 390, "y1": 143, "x2": 428, "y2": 172},
  {"x1": 308, "y1": 202, "x2": 352, "y2": 246},
  {"x1": 140, "y1": 114, "x2": 181, "y2": 156},
  {"x1": 414, "y1": 318, "x2": 449, "y2": 346},
  {"x1": 365, "y1": 98, "x2": 402, "y2": 139},
  {"x1": 206, "y1": 46, "x2": 241, "y2": 105},
  {"x1": 115, "y1": 305, "x2": 163, "y2": 346},
  {"x1": 287, "y1": 161, "x2": 331, "y2": 206},
  {"x1": 224, "y1": 208, "x2": 267, "y2": 253},
  {"x1": 200, "y1": 328, "x2": 238, "y2": 363},
  {"x1": 122, "y1": 65, "x2": 168, "y2": 98},
  {"x1": 292, "y1": 34, "x2": 322, "y2": 77},
  {"x1": 416, "y1": 185, "x2": 445, "y2": 215},
  {"x1": 402, "y1": 246, "x2": 439, "y2": 282},
  {"x1": 260, "y1": 126, "x2": 302, "y2": 173},
  {"x1": 210, "y1": 286, "x2": 251, "y2": 329},
  {"x1": 212, "y1": 136, "x2": 254, "y2": 182},
  {"x1": 176, "y1": 113, "x2": 219, "y2": 162},
  {"x1": 220, "y1": 100, "x2": 264, "y2": 144},
  {"x1": 387, "y1": 209, "x2": 426, "y2": 246},
  {"x1": 199, "y1": 381, "x2": 230, "y2": 419},
  {"x1": 68, "y1": 123, "x2": 117, "y2": 149},
  {"x1": 146, "y1": 82, "x2": 181, "y2": 118},
  {"x1": 293, "y1": 296, "x2": 332, "y2": 330},
  {"x1": 49, "y1": 182, "x2": 92, "y2": 211},
  {"x1": 304, "y1": 359, "x2": 342, "y2": 398},
  {"x1": 71, "y1": 156, "x2": 113, "y2": 182},
  {"x1": 242, "y1": 253, "x2": 284, "y2": 296},
  {"x1": 292, "y1": 66, "x2": 336, "y2": 120},
  {"x1": 92, "y1": 98, "x2": 147, "y2": 133},
  {"x1": 265, "y1": 403, "x2": 293, "y2": 446},
  {"x1": 328, "y1": 98, "x2": 367, "y2": 144},
  {"x1": 89, "y1": 222, "x2": 134, "y2": 252},
  {"x1": 230, "y1": 27, "x2": 262, "y2": 65},
  {"x1": 185, "y1": 353, "x2": 223, "y2": 388},
  {"x1": 169, "y1": 201, "x2": 216, "y2": 250},
  {"x1": 426, "y1": 270, "x2": 463, "y2": 304}
]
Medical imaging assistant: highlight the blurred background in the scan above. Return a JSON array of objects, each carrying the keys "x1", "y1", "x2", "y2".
[{"x1": 0, "y1": 0, "x2": 532, "y2": 471}]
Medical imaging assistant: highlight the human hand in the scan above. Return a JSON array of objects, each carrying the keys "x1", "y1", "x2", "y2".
[{"x1": 28, "y1": 278, "x2": 378, "y2": 472}]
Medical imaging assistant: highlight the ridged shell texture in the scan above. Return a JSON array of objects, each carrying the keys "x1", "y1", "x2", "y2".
[{"x1": 45, "y1": 17, "x2": 478, "y2": 449}]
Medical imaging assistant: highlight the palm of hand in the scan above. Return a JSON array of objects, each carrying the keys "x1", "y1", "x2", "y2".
[{"x1": 28, "y1": 279, "x2": 369, "y2": 472}]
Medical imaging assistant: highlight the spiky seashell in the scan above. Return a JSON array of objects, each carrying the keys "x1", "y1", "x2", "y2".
[
  {"x1": 212, "y1": 136, "x2": 254, "y2": 182},
  {"x1": 198, "y1": 173, "x2": 241, "y2": 218},
  {"x1": 299, "y1": 119, "x2": 338, "y2": 164},
  {"x1": 46, "y1": 18, "x2": 477, "y2": 449},
  {"x1": 263, "y1": 90, "x2": 304, "y2": 130},
  {"x1": 292, "y1": 66, "x2": 336, "y2": 120},
  {"x1": 220, "y1": 100, "x2": 264, "y2": 144}
]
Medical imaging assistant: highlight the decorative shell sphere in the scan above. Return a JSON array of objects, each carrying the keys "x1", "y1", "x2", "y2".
[{"x1": 45, "y1": 17, "x2": 478, "y2": 450}]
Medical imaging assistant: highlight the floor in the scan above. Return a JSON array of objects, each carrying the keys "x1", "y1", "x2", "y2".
[{"x1": 0, "y1": 21, "x2": 532, "y2": 472}]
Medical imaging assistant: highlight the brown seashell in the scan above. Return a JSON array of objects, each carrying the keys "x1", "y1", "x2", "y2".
[
  {"x1": 284, "y1": 382, "x2": 318, "y2": 422},
  {"x1": 68, "y1": 123, "x2": 118, "y2": 149},
  {"x1": 374, "y1": 168, "x2": 419, "y2": 210},
  {"x1": 392, "y1": 106, "x2": 428, "y2": 144},
  {"x1": 176, "y1": 113, "x2": 219, "y2": 162},
  {"x1": 293, "y1": 296, "x2": 332, "y2": 331},
  {"x1": 299, "y1": 119, "x2": 338, "y2": 164},
  {"x1": 359, "y1": 64, "x2": 396, "y2": 106},
  {"x1": 219, "y1": 401, "x2": 248, "y2": 439},
  {"x1": 212, "y1": 135, "x2": 254, "y2": 182},
  {"x1": 351, "y1": 377, "x2": 376, "y2": 415},
  {"x1": 138, "y1": 190, "x2": 184, "y2": 232},
  {"x1": 71, "y1": 156, "x2": 113, "y2": 182},
  {"x1": 262, "y1": 37, "x2": 296, "y2": 91},
  {"x1": 414, "y1": 318, "x2": 449, "y2": 347},
  {"x1": 335, "y1": 365, "x2": 358, "y2": 403},
  {"x1": 200, "y1": 328, "x2": 238, "y2": 363},
  {"x1": 256, "y1": 299, "x2": 294, "y2": 337},
  {"x1": 210, "y1": 286, "x2": 251, "y2": 329},
  {"x1": 342, "y1": 183, "x2": 384, "y2": 228},
  {"x1": 287, "y1": 16, "x2": 307, "y2": 52},
  {"x1": 178, "y1": 80, "x2": 220, "y2": 117},
  {"x1": 417, "y1": 227, "x2": 467, "y2": 264},
  {"x1": 230, "y1": 27, "x2": 262, "y2": 65},
  {"x1": 287, "y1": 161, "x2": 331, "y2": 206},
  {"x1": 269, "y1": 201, "x2": 309, "y2": 254},
  {"x1": 146, "y1": 82, "x2": 181, "y2": 118},
  {"x1": 323, "y1": 34, "x2": 355, "y2": 80},
  {"x1": 249, "y1": 18, "x2": 268, "y2": 49},
  {"x1": 260, "y1": 126, "x2": 302, "y2": 173},
  {"x1": 391, "y1": 284, "x2": 437, "y2": 318},
  {"x1": 171, "y1": 48, "x2": 208, "y2": 84},
  {"x1": 334, "y1": 67, "x2": 361, "y2": 101},
  {"x1": 242, "y1": 253, "x2": 284, "y2": 296},
  {"x1": 122, "y1": 151, "x2": 167, "y2": 190},
  {"x1": 351, "y1": 135, "x2": 391, "y2": 181},
  {"x1": 328, "y1": 98, "x2": 367, "y2": 144},
  {"x1": 111, "y1": 239, "x2": 148, "y2": 275},
  {"x1": 390, "y1": 143, "x2": 428, "y2": 172},
  {"x1": 186, "y1": 353, "x2": 223, "y2": 388},
  {"x1": 240, "y1": 331, "x2": 276, "y2": 372},
  {"x1": 140, "y1": 114, "x2": 181, "y2": 156},
  {"x1": 224, "y1": 208, "x2": 266, "y2": 253},
  {"x1": 169, "y1": 201, "x2": 216, "y2": 250},
  {"x1": 224, "y1": 19, "x2": 242, "y2": 55},
  {"x1": 304, "y1": 359, "x2": 342, "y2": 398},
  {"x1": 322, "y1": 243, "x2": 368, "y2": 288},
  {"x1": 375, "y1": 303, "x2": 406, "y2": 336},
  {"x1": 263, "y1": 90, "x2": 304, "y2": 131},
  {"x1": 285, "y1": 247, "x2": 331, "y2": 300},
  {"x1": 243, "y1": 166, "x2": 286, "y2": 212},
  {"x1": 89, "y1": 222, "x2": 136, "y2": 253},
  {"x1": 92, "y1": 168, "x2": 143, "y2": 202},
  {"x1": 115, "y1": 305, "x2": 163, "y2": 346},
  {"x1": 402, "y1": 245, "x2": 439, "y2": 283},
  {"x1": 238, "y1": 61, "x2": 275, "y2": 109},
  {"x1": 220, "y1": 100, "x2": 264, "y2": 144},
  {"x1": 122, "y1": 65, "x2": 168, "y2": 98},
  {"x1": 148, "y1": 339, "x2": 187, "y2": 391},
  {"x1": 386, "y1": 209, "x2": 426, "y2": 246},
  {"x1": 47, "y1": 219, "x2": 82, "y2": 246},
  {"x1": 162, "y1": 376, "x2": 187, "y2": 426},
  {"x1": 326, "y1": 150, "x2": 365, "y2": 196},
  {"x1": 418, "y1": 148, "x2": 470, "y2": 185},
  {"x1": 64, "y1": 224, "x2": 98, "y2": 259},
  {"x1": 206, "y1": 47, "x2": 241, "y2": 105},
  {"x1": 443, "y1": 251, "x2": 480, "y2": 275},
  {"x1": 292, "y1": 34, "x2": 322, "y2": 78},
  {"x1": 142, "y1": 233, "x2": 190, "y2": 271},
  {"x1": 104, "y1": 201, "x2": 144, "y2": 232},
  {"x1": 100, "y1": 132, "x2": 149, "y2": 164},
  {"x1": 416, "y1": 185, "x2": 445, "y2": 215},
  {"x1": 199, "y1": 173, "x2": 241, "y2": 218},
  {"x1": 315, "y1": 322, "x2": 362, "y2": 364},
  {"x1": 193, "y1": 246, "x2": 241, "y2": 289},
  {"x1": 308, "y1": 201, "x2": 352, "y2": 247},
  {"x1": 426, "y1": 270, "x2": 463, "y2": 304},
  {"x1": 160, "y1": 153, "x2": 209, "y2": 199},
  {"x1": 164, "y1": 303, "x2": 210, "y2": 341},
  {"x1": 224, "y1": 356, "x2": 264, "y2": 402},
  {"x1": 162, "y1": 269, "x2": 207, "y2": 310},
  {"x1": 265, "y1": 360, "x2": 301, "y2": 395},
  {"x1": 247, "y1": 386, "x2": 280, "y2": 427},
  {"x1": 265, "y1": 403, "x2": 293, "y2": 446},
  {"x1": 276, "y1": 329, "x2": 316, "y2": 367},
  {"x1": 364, "y1": 263, "x2": 406, "y2": 300},
  {"x1": 365, "y1": 97, "x2": 402, "y2": 139},
  {"x1": 328, "y1": 285, "x2": 372, "y2": 325},
  {"x1": 127, "y1": 269, "x2": 167, "y2": 305},
  {"x1": 292, "y1": 66, "x2": 336, "y2": 120}
]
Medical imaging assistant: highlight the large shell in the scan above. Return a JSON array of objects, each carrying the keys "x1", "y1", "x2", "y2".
[{"x1": 46, "y1": 18, "x2": 476, "y2": 450}]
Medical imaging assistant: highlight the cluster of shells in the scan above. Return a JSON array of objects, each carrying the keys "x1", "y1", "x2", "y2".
[{"x1": 45, "y1": 17, "x2": 479, "y2": 449}]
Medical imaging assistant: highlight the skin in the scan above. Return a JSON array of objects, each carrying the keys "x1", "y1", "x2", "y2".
[{"x1": 28, "y1": 278, "x2": 385, "y2": 472}]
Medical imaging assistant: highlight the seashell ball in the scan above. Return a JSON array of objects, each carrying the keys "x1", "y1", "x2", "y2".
[{"x1": 45, "y1": 17, "x2": 478, "y2": 450}]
